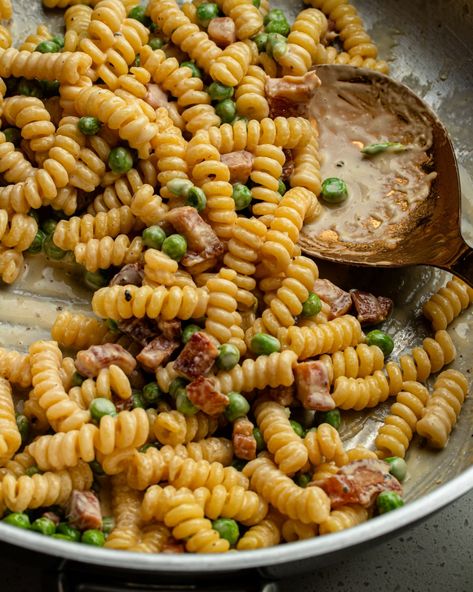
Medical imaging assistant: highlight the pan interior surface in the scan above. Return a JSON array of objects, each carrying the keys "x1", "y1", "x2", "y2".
[{"x1": 0, "y1": 0, "x2": 472, "y2": 572}]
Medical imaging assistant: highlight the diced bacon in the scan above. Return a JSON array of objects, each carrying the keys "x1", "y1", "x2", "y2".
[
  {"x1": 42, "y1": 511, "x2": 61, "y2": 526},
  {"x1": 233, "y1": 416, "x2": 257, "y2": 460},
  {"x1": 110, "y1": 263, "x2": 144, "y2": 287},
  {"x1": 67, "y1": 490, "x2": 102, "y2": 530},
  {"x1": 75, "y1": 344, "x2": 136, "y2": 378},
  {"x1": 266, "y1": 71, "x2": 321, "y2": 118},
  {"x1": 313, "y1": 279, "x2": 352, "y2": 319},
  {"x1": 295, "y1": 360, "x2": 334, "y2": 411},
  {"x1": 174, "y1": 331, "x2": 219, "y2": 379},
  {"x1": 187, "y1": 376, "x2": 229, "y2": 416},
  {"x1": 180, "y1": 251, "x2": 219, "y2": 274},
  {"x1": 266, "y1": 385, "x2": 295, "y2": 406},
  {"x1": 117, "y1": 318, "x2": 158, "y2": 346},
  {"x1": 317, "y1": 459, "x2": 403, "y2": 508},
  {"x1": 144, "y1": 83, "x2": 170, "y2": 110},
  {"x1": 350, "y1": 290, "x2": 393, "y2": 326},
  {"x1": 162, "y1": 538, "x2": 185, "y2": 553},
  {"x1": 157, "y1": 319, "x2": 182, "y2": 341},
  {"x1": 207, "y1": 17, "x2": 236, "y2": 48},
  {"x1": 136, "y1": 336, "x2": 180, "y2": 372},
  {"x1": 165, "y1": 207, "x2": 224, "y2": 272},
  {"x1": 282, "y1": 149, "x2": 294, "y2": 181},
  {"x1": 221, "y1": 151, "x2": 254, "y2": 184},
  {"x1": 113, "y1": 393, "x2": 134, "y2": 412}
]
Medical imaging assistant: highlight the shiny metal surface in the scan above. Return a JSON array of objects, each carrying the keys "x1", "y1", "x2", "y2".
[{"x1": 0, "y1": 0, "x2": 473, "y2": 574}]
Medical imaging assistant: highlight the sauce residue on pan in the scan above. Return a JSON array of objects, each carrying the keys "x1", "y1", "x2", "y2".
[{"x1": 304, "y1": 67, "x2": 437, "y2": 255}]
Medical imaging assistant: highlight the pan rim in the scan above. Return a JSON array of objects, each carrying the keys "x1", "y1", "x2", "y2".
[{"x1": 1, "y1": 464, "x2": 472, "y2": 572}]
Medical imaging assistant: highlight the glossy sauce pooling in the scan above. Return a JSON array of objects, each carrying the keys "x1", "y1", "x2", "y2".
[{"x1": 305, "y1": 71, "x2": 437, "y2": 254}]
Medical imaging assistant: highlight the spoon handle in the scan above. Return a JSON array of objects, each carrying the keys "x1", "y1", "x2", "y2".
[{"x1": 444, "y1": 244, "x2": 473, "y2": 288}]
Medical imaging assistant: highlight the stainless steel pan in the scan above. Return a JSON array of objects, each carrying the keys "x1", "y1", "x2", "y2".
[{"x1": 0, "y1": 0, "x2": 472, "y2": 588}]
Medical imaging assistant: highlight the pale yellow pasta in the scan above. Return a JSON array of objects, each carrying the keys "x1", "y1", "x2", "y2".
[
  {"x1": 152, "y1": 410, "x2": 218, "y2": 447},
  {"x1": 320, "y1": 344, "x2": 385, "y2": 383},
  {"x1": 236, "y1": 513, "x2": 283, "y2": 549},
  {"x1": 281, "y1": 519, "x2": 318, "y2": 542},
  {"x1": 194, "y1": 484, "x2": 268, "y2": 525},
  {"x1": 319, "y1": 505, "x2": 369, "y2": 534},
  {"x1": 0, "y1": 378, "x2": 21, "y2": 466},
  {"x1": 74, "y1": 234, "x2": 143, "y2": 272},
  {"x1": 423, "y1": 277, "x2": 473, "y2": 331},
  {"x1": 105, "y1": 473, "x2": 143, "y2": 550},
  {"x1": 304, "y1": 423, "x2": 348, "y2": 466},
  {"x1": 235, "y1": 65, "x2": 269, "y2": 121}
]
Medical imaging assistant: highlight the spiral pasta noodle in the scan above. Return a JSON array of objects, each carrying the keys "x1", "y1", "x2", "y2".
[
  {"x1": 216, "y1": 0, "x2": 263, "y2": 40},
  {"x1": 281, "y1": 518, "x2": 318, "y2": 542},
  {"x1": 290, "y1": 131, "x2": 322, "y2": 196},
  {"x1": 0, "y1": 245, "x2": 23, "y2": 284},
  {"x1": 320, "y1": 344, "x2": 385, "y2": 383},
  {"x1": 141, "y1": 485, "x2": 230, "y2": 553},
  {"x1": 236, "y1": 513, "x2": 282, "y2": 549},
  {"x1": 0, "y1": 348, "x2": 31, "y2": 388},
  {"x1": 332, "y1": 370, "x2": 391, "y2": 411},
  {"x1": 105, "y1": 473, "x2": 143, "y2": 550},
  {"x1": 28, "y1": 408, "x2": 149, "y2": 471},
  {"x1": 255, "y1": 400, "x2": 309, "y2": 474},
  {"x1": 0, "y1": 136, "x2": 35, "y2": 184},
  {"x1": 209, "y1": 41, "x2": 255, "y2": 87},
  {"x1": 243, "y1": 455, "x2": 330, "y2": 524},
  {"x1": 130, "y1": 184, "x2": 168, "y2": 227},
  {"x1": 374, "y1": 381, "x2": 429, "y2": 458},
  {"x1": 416, "y1": 369, "x2": 469, "y2": 449},
  {"x1": 319, "y1": 505, "x2": 369, "y2": 534},
  {"x1": 194, "y1": 484, "x2": 268, "y2": 525},
  {"x1": 74, "y1": 234, "x2": 143, "y2": 272},
  {"x1": 152, "y1": 410, "x2": 218, "y2": 447},
  {"x1": 0, "y1": 0, "x2": 11, "y2": 19},
  {"x1": 0, "y1": 213, "x2": 38, "y2": 252},
  {"x1": 68, "y1": 364, "x2": 132, "y2": 409},
  {"x1": 19, "y1": 26, "x2": 52, "y2": 52},
  {"x1": 0, "y1": 462, "x2": 93, "y2": 514},
  {"x1": 0, "y1": 378, "x2": 21, "y2": 465},
  {"x1": 250, "y1": 143, "x2": 285, "y2": 226},
  {"x1": 304, "y1": 423, "x2": 348, "y2": 466},
  {"x1": 64, "y1": 5, "x2": 93, "y2": 52},
  {"x1": 422, "y1": 277, "x2": 473, "y2": 331},
  {"x1": 235, "y1": 66, "x2": 269, "y2": 121}
]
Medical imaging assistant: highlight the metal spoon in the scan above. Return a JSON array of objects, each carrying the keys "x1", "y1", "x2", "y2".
[{"x1": 299, "y1": 65, "x2": 473, "y2": 287}]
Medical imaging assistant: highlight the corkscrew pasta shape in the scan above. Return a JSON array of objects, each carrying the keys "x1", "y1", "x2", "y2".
[
  {"x1": 422, "y1": 277, "x2": 473, "y2": 331},
  {"x1": 0, "y1": 378, "x2": 21, "y2": 465}
]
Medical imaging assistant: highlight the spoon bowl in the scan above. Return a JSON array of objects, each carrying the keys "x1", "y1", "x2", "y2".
[{"x1": 299, "y1": 65, "x2": 473, "y2": 286}]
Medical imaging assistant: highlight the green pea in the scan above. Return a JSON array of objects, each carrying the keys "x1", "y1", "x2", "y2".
[
  {"x1": 108, "y1": 147, "x2": 134, "y2": 174},
  {"x1": 2, "y1": 512, "x2": 31, "y2": 529},
  {"x1": 89, "y1": 460, "x2": 105, "y2": 476},
  {"x1": 169, "y1": 377, "x2": 188, "y2": 398},
  {"x1": 296, "y1": 473, "x2": 311, "y2": 488},
  {"x1": 142, "y1": 382, "x2": 162, "y2": 404},
  {"x1": 43, "y1": 234, "x2": 67, "y2": 260},
  {"x1": 3, "y1": 127, "x2": 21, "y2": 147},
  {"x1": 253, "y1": 33, "x2": 268, "y2": 53},
  {"x1": 128, "y1": 6, "x2": 152, "y2": 27},
  {"x1": 36, "y1": 40, "x2": 61, "y2": 53},
  {"x1": 131, "y1": 390, "x2": 145, "y2": 409},
  {"x1": 28, "y1": 209, "x2": 40, "y2": 223},
  {"x1": 384, "y1": 457, "x2": 408, "y2": 482},
  {"x1": 321, "y1": 177, "x2": 348, "y2": 204},
  {"x1": 196, "y1": 2, "x2": 219, "y2": 27},
  {"x1": 89, "y1": 397, "x2": 117, "y2": 422},
  {"x1": 265, "y1": 19, "x2": 290, "y2": 37},
  {"x1": 78, "y1": 116, "x2": 102, "y2": 136},
  {"x1": 162, "y1": 234, "x2": 187, "y2": 261},
  {"x1": 376, "y1": 491, "x2": 405, "y2": 514},
  {"x1": 16, "y1": 414, "x2": 29, "y2": 443},
  {"x1": 263, "y1": 8, "x2": 286, "y2": 25},
  {"x1": 176, "y1": 390, "x2": 199, "y2": 416},
  {"x1": 51, "y1": 34, "x2": 64, "y2": 49},
  {"x1": 216, "y1": 343, "x2": 240, "y2": 371},
  {"x1": 71, "y1": 372, "x2": 85, "y2": 387},
  {"x1": 40, "y1": 80, "x2": 60, "y2": 97},
  {"x1": 41, "y1": 218, "x2": 57, "y2": 235},
  {"x1": 252, "y1": 0, "x2": 261, "y2": 7},
  {"x1": 365, "y1": 330, "x2": 394, "y2": 357},
  {"x1": 25, "y1": 466, "x2": 41, "y2": 477},
  {"x1": 212, "y1": 518, "x2": 239, "y2": 546},
  {"x1": 301, "y1": 292, "x2": 322, "y2": 318},
  {"x1": 232, "y1": 458, "x2": 247, "y2": 471},
  {"x1": 57, "y1": 523, "x2": 81, "y2": 542},
  {"x1": 105, "y1": 318, "x2": 118, "y2": 333},
  {"x1": 26, "y1": 229, "x2": 46, "y2": 255},
  {"x1": 51, "y1": 533, "x2": 75, "y2": 541},
  {"x1": 253, "y1": 427, "x2": 265, "y2": 451},
  {"x1": 31, "y1": 517, "x2": 56, "y2": 536},
  {"x1": 182, "y1": 324, "x2": 201, "y2": 344},
  {"x1": 84, "y1": 270, "x2": 108, "y2": 291},
  {"x1": 266, "y1": 33, "x2": 288, "y2": 58},
  {"x1": 278, "y1": 179, "x2": 286, "y2": 196},
  {"x1": 134, "y1": 54, "x2": 141, "y2": 67},
  {"x1": 232, "y1": 183, "x2": 252, "y2": 211},
  {"x1": 215, "y1": 99, "x2": 236, "y2": 124},
  {"x1": 167, "y1": 178, "x2": 194, "y2": 197},
  {"x1": 181, "y1": 61, "x2": 202, "y2": 78},
  {"x1": 142, "y1": 225, "x2": 166, "y2": 249},
  {"x1": 290, "y1": 419, "x2": 305, "y2": 438},
  {"x1": 250, "y1": 333, "x2": 281, "y2": 355},
  {"x1": 17, "y1": 79, "x2": 43, "y2": 98},
  {"x1": 320, "y1": 409, "x2": 341, "y2": 431},
  {"x1": 207, "y1": 82, "x2": 234, "y2": 102},
  {"x1": 102, "y1": 515, "x2": 115, "y2": 535},
  {"x1": 224, "y1": 392, "x2": 250, "y2": 422},
  {"x1": 81, "y1": 529, "x2": 105, "y2": 546},
  {"x1": 186, "y1": 186, "x2": 207, "y2": 212}
]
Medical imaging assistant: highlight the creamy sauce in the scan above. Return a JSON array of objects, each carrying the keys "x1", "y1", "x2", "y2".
[{"x1": 304, "y1": 68, "x2": 437, "y2": 256}]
